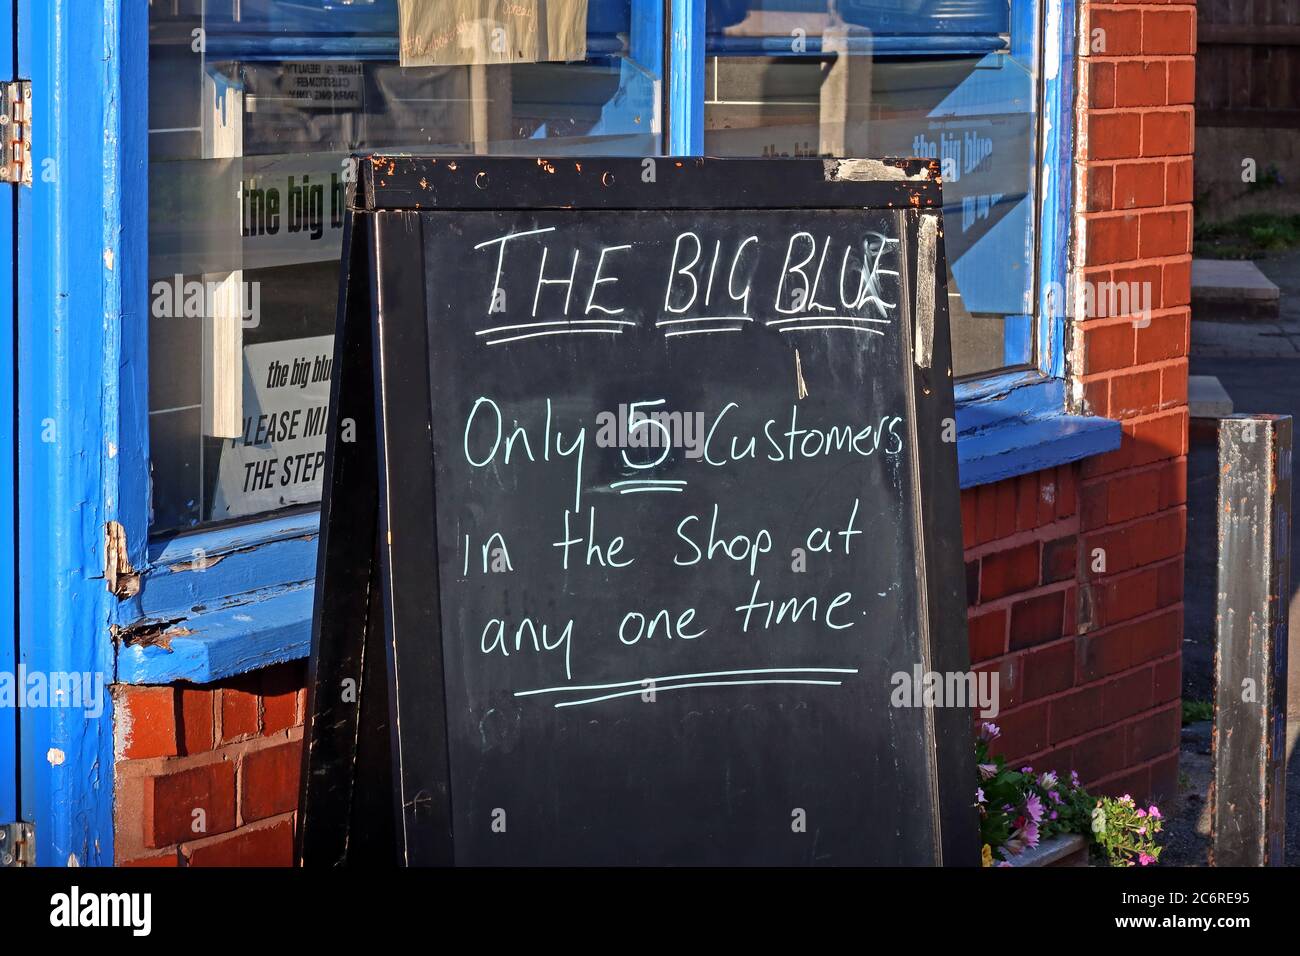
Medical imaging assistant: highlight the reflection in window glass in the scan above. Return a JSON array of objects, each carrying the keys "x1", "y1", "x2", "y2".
[
  {"x1": 703, "y1": 0, "x2": 1041, "y2": 379},
  {"x1": 148, "y1": 0, "x2": 662, "y2": 532}
]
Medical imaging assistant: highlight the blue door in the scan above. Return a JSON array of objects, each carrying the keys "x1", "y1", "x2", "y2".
[{"x1": 0, "y1": 0, "x2": 18, "y2": 828}]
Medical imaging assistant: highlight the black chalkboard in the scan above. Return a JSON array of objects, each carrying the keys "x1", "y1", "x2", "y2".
[{"x1": 299, "y1": 156, "x2": 978, "y2": 867}]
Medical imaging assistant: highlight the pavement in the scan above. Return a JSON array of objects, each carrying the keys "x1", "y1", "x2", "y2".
[{"x1": 1165, "y1": 248, "x2": 1300, "y2": 865}]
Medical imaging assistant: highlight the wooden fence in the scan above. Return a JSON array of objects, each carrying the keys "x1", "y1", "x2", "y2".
[{"x1": 1198, "y1": 0, "x2": 1300, "y2": 127}]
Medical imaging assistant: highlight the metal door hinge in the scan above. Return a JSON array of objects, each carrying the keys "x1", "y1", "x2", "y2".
[
  {"x1": 1, "y1": 822, "x2": 35, "y2": 867},
  {"x1": 1, "y1": 81, "x2": 32, "y2": 186}
]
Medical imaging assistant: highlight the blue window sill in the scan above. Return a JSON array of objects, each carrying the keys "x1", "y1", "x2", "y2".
[
  {"x1": 117, "y1": 375, "x2": 1120, "y2": 686},
  {"x1": 956, "y1": 375, "x2": 1122, "y2": 488}
]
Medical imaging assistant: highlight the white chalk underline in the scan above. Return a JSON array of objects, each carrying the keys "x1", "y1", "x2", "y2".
[
  {"x1": 554, "y1": 679, "x2": 846, "y2": 708},
  {"x1": 516, "y1": 666, "x2": 859, "y2": 697}
]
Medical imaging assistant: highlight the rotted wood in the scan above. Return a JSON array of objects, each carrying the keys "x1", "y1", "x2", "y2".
[{"x1": 1210, "y1": 415, "x2": 1291, "y2": 866}]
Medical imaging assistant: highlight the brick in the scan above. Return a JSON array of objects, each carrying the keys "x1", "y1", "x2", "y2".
[
  {"x1": 1136, "y1": 310, "x2": 1188, "y2": 363},
  {"x1": 1084, "y1": 509, "x2": 1184, "y2": 579},
  {"x1": 980, "y1": 542, "x2": 1040, "y2": 601},
  {"x1": 1080, "y1": 481, "x2": 1108, "y2": 531},
  {"x1": 1156, "y1": 557, "x2": 1183, "y2": 608},
  {"x1": 1085, "y1": 214, "x2": 1140, "y2": 266},
  {"x1": 1088, "y1": 9, "x2": 1142, "y2": 57},
  {"x1": 966, "y1": 559, "x2": 980, "y2": 607},
  {"x1": 1015, "y1": 473, "x2": 1040, "y2": 532},
  {"x1": 1111, "y1": 161, "x2": 1165, "y2": 209},
  {"x1": 144, "y1": 760, "x2": 237, "y2": 849},
  {"x1": 1087, "y1": 61, "x2": 1115, "y2": 110},
  {"x1": 1128, "y1": 705, "x2": 1180, "y2": 762},
  {"x1": 1010, "y1": 590, "x2": 1066, "y2": 650},
  {"x1": 961, "y1": 490, "x2": 977, "y2": 549},
  {"x1": 1114, "y1": 62, "x2": 1166, "y2": 108},
  {"x1": 1158, "y1": 457, "x2": 1187, "y2": 509},
  {"x1": 1076, "y1": 627, "x2": 1131, "y2": 682},
  {"x1": 1141, "y1": 109, "x2": 1193, "y2": 158},
  {"x1": 119, "y1": 687, "x2": 178, "y2": 760},
  {"x1": 184, "y1": 819, "x2": 294, "y2": 868},
  {"x1": 1023, "y1": 640, "x2": 1076, "y2": 701},
  {"x1": 968, "y1": 608, "x2": 1007, "y2": 662},
  {"x1": 976, "y1": 656, "x2": 1021, "y2": 712},
  {"x1": 1139, "y1": 208, "x2": 1191, "y2": 258},
  {"x1": 990, "y1": 702, "x2": 1049, "y2": 762},
  {"x1": 1130, "y1": 410, "x2": 1188, "y2": 465},
  {"x1": 1166, "y1": 59, "x2": 1194, "y2": 106},
  {"x1": 1084, "y1": 321, "x2": 1136, "y2": 373},
  {"x1": 1042, "y1": 535, "x2": 1077, "y2": 584},
  {"x1": 261, "y1": 663, "x2": 303, "y2": 736},
  {"x1": 994, "y1": 479, "x2": 1017, "y2": 539},
  {"x1": 1152, "y1": 655, "x2": 1181, "y2": 704},
  {"x1": 1110, "y1": 368, "x2": 1162, "y2": 417},
  {"x1": 1097, "y1": 765, "x2": 1151, "y2": 801},
  {"x1": 178, "y1": 688, "x2": 214, "y2": 756},
  {"x1": 220, "y1": 678, "x2": 260, "y2": 743},
  {"x1": 1072, "y1": 725, "x2": 1129, "y2": 784},
  {"x1": 1097, "y1": 567, "x2": 1160, "y2": 627},
  {"x1": 1107, "y1": 468, "x2": 1162, "y2": 524},
  {"x1": 1130, "y1": 606, "x2": 1182, "y2": 665},
  {"x1": 1087, "y1": 112, "x2": 1142, "y2": 161},
  {"x1": 1143, "y1": 9, "x2": 1194, "y2": 56},
  {"x1": 1049, "y1": 685, "x2": 1105, "y2": 743},
  {"x1": 1055, "y1": 464, "x2": 1077, "y2": 520},
  {"x1": 1162, "y1": 255, "x2": 1192, "y2": 307},
  {"x1": 1103, "y1": 667, "x2": 1154, "y2": 723},
  {"x1": 1083, "y1": 377, "x2": 1109, "y2": 417},
  {"x1": 975, "y1": 483, "x2": 999, "y2": 545},
  {"x1": 1161, "y1": 362, "x2": 1188, "y2": 410},
  {"x1": 1085, "y1": 163, "x2": 1114, "y2": 212},
  {"x1": 242, "y1": 740, "x2": 302, "y2": 823}
]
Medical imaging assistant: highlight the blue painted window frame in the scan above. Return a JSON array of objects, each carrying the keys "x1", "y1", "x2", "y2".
[{"x1": 116, "y1": 0, "x2": 1118, "y2": 690}]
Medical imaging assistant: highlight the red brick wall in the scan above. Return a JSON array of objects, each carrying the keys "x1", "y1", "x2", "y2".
[
  {"x1": 964, "y1": 0, "x2": 1193, "y2": 802},
  {"x1": 113, "y1": 662, "x2": 305, "y2": 866}
]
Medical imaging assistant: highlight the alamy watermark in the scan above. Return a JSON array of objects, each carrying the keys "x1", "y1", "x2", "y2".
[
  {"x1": 0, "y1": 667, "x2": 105, "y2": 718},
  {"x1": 1044, "y1": 274, "x2": 1153, "y2": 327},
  {"x1": 890, "y1": 664, "x2": 999, "y2": 718},
  {"x1": 594, "y1": 402, "x2": 707, "y2": 460},
  {"x1": 150, "y1": 274, "x2": 261, "y2": 328}
]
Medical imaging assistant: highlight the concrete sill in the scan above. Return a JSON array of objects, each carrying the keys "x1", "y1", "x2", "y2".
[{"x1": 1003, "y1": 833, "x2": 1091, "y2": 867}]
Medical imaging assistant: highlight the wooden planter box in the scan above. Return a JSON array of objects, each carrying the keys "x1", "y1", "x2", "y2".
[{"x1": 1003, "y1": 833, "x2": 1090, "y2": 867}]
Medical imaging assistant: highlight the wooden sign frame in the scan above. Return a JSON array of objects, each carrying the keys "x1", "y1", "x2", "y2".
[{"x1": 298, "y1": 156, "x2": 978, "y2": 867}]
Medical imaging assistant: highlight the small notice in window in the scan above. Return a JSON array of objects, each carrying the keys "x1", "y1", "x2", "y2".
[
  {"x1": 397, "y1": 0, "x2": 588, "y2": 67},
  {"x1": 277, "y1": 62, "x2": 365, "y2": 110},
  {"x1": 211, "y1": 336, "x2": 333, "y2": 521}
]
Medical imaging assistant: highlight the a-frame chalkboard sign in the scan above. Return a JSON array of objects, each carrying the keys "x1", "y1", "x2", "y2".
[{"x1": 298, "y1": 156, "x2": 979, "y2": 867}]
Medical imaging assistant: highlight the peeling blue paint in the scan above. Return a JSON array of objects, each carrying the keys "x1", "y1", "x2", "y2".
[{"x1": 17, "y1": 0, "x2": 126, "y2": 866}]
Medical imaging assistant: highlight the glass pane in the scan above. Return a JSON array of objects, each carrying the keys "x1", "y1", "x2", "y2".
[
  {"x1": 148, "y1": 0, "x2": 663, "y2": 533},
  {"x1": 703, "y1": 0, "x2": 1041, "y2": 379}
]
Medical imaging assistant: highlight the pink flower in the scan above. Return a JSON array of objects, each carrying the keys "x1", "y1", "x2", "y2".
[
  {"x1": 1139, "y1": 853, "x2": 1155, "y2": 866},
  {"x1": 975, "y1": 788, "x2": 986, "y2": 804},
  {"x1": 1148, "y1": 806, "x2": 1162, "y2": 819},
  {"x1": 1136, "y1": 808, "x2": 1146, "y2": 818},
  {"x1": 979, "y1": 763, "x2": 998, "y2": 780},
  {"x1": 1021, "y1": 821, "x2": 1040, "y2": 848},
  {"x1": 1050, "y1": 810, "x2": 1058, "y2": 821},
  {"x1": 1070, "y1": 770, "x2": 1080, "y2": 787},
  {"x1": 1049, "y1": 790, "x2": 1062, "y2": 804},
  {"x1": 1137, "y1": 826, "x2": 1146, "y2": 836},
  {"x1": 1024, "y1": 793, "x2": 1044, "y2": 825},
  {"x1": 1020, "y1": 766, "x2": 1034, "y2": 774}
]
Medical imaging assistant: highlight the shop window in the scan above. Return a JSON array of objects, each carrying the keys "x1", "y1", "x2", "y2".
[
  {"x1": 703, "y1": 0, "x2": 1043, "y2": 379},
  {"x1": 147, "y1": 0, "x2": 1049, "y2": 536},
  {"x1": 147, "y1": 0, "x2": 663, "y2": 532}
]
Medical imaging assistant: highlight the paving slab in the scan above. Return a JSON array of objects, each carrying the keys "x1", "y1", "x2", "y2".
[
  {"x1": 1188, "y1": 374, "x2": 1233, "y2": 418},
  {"x1": 1193, "y1": 258, "x2": 1281, "y2": 320}
]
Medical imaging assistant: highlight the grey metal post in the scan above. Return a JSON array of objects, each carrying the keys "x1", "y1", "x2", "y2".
[{"x1": 1210, "y1": 414, "x2": 1291, "y2": 866}]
